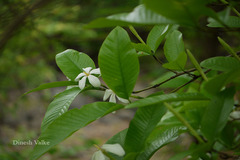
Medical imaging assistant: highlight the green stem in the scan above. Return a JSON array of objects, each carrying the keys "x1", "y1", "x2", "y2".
[
  {"x1": 232, "y1": 7, "x2": 240, "y2": 17},
  {"x1": 164, "y1": 102, "x2": 204, "y2": 143},
  {"x1": 129, "y1": 25, "x2": 146, "y2": 45}
]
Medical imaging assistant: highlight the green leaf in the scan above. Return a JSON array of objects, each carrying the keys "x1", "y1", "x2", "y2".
[
  {"x1": 136, "y1": 125, "x2": 187, "y2": 160},
  {"x1": 124, "y1": 104, "x2": 167, "y2": 154},
  {"x1": 163, "y1": 30, "x2": 187, "y2": 70},
  {"x1": 30, "y1": 102, "x2": 123, "y2": 160},
  {"x1": 41, "y1": 87, "x2": 81, "y2": 132},
  {"x1": 106, "y1": 129, "x2": 128, "y2": 147},
  {"x1": 146, "y1": 25, "x2": 171, "y2": 52},
  {"x1": 99, "y1": 26, "x2": 139, "y2": 99},
  {"x1": 143, "y1": 0, "x2": 216, "y2": 26},
  {"x1": 85, "y1": 5, "x2": 175, "y2": 28},
  {"x1": 201, "y1": 70, "x2": 240, "y2": 96},
  {"x1": 131, "y1": 43, "x2": 152, "y2": 55},
  {"x1": 125, "y1": 93, "x2": 209, "y2": 109},
  {"x1": 23, "y1": 81, "x2": 77, "y2": 96},
  {"x1": 200, "y1": 56, "x2": 240, "y2": 71},
  {"x1": 201, "y1": 88, "x2": 235, "y2": 141},
  {"x1": 56, "y1": 49, "x2": 95, "y2": 80}
]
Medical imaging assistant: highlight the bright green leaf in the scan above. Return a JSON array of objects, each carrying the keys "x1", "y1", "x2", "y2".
[
  {"x1": 99, "y1": 26, "x2": 139, "y2": 99},
  {"x1": 56, "y1": 49, "x2": 95, "y2": 80},
  {"x1": 30, "y1": 102, "x2": 123, "y2": 160},
  {"x1": 131, "y1": 43, "x2": 152, "y2": 54}
]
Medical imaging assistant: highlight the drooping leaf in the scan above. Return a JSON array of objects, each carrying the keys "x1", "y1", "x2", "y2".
[
  {"x1": 23, "y1": 81, "x2": 77, "y2": 96},
  {"x1": 201, "y1": 88, "x2": 235, "y2": 141},
  {"x1": 143, "y1": 0, "x2": 216, "y2": 26},
  {"x1": 125, "y1": 93, "x2": 209, "y2": 109},
  {"x1": 85, "y1": 5, "x2": 175, "y2": 28},
  {"x1": 41, "y1": 87, "x2": 81, "y2": 132},
  {"x1": 200, "y1": 56, "x2": 240, "y2": 71},
  {"x1": 136, "y1": 125, "x2": 187, "y2": 160},
  {"x1": 124, "y1": 103, "x2": 167, "y2": 155},
  {"x1": 146, "y1": 25, "x2": 171, "y2": 52},
  {"x1": 30, "y1": 102, "x2": 123, "y2": 160},
  {"x1": 99, "y1": 26, "x2": 139, "y2": 99},
  {"x1": 56, "y1": 49, "x2": 95, "y2": 80},
  {"x1": 163, "y1": 30, "x2": 187, "y2": 70}
]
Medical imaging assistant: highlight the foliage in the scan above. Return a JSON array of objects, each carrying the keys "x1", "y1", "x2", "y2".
[{"x1": 23, "y1": 0, "x2": 240, "y2": 159}]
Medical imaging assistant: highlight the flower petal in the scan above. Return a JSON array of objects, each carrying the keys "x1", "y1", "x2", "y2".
[
  {"x1": 109, "y1": 94, "x2": 116, "y2": 103},
  {"x1": 91, "y1": 150, "x2": 109, "y2": 160},
  {"x1": 83, "y1": 67, "x2": 92, "y2": 74},
  {"x1": 103, "y1": 89, "x2": 112, "y2": 101},
  {"x1": 117, "y1": 97, "x2": 129, "y2": 103},
  {"x1": 75, "y1": 73, "x2": 85, "y2": 81},
  {"x1": 90, "y1": 68, "x2": 101, "y2": 75},
  {"x1": 78, "y1": 76, "x2": 87, "y2": 89},
  {"x1": 88, "y1": 75, "x2": 101, "y2": 88},
  {"x1": 102, "y1": 144, "x2": 125, "y2": 157}
]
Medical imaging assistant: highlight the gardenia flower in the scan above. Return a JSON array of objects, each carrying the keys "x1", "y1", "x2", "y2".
[
  {"x1": 75, "y1": 67, "x2": 101, "y2": 90},
  {"x1": 103, "y1": 89, "x2": 128, "y2": 103},
  {"x1": 92, "y1": 143, "x2": 125, "y2": 160}
]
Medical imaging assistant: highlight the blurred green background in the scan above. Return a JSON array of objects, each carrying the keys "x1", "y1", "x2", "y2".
[{"x1": 0, "y1": 0, "x2": 239, "y2": 160}]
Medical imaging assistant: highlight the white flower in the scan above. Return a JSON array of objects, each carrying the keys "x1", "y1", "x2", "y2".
[
  {"x1": 92, "y1": 144, "x2": 125, "y2": 160},
  {"x1": 75, "y1": 67, "x2": 101, "y2": 90},
  {"x1": 103, "y1": 89, "x2": 129, "y2": 103}
]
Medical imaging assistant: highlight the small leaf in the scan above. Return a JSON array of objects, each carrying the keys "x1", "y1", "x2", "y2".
[
  {"x1": 41, "y1": 87, "x2": 81, "y2": 132},
  {"x1": 125, "y1": 93, "x2": 209, "y2": 109},
  {"x1": 201, "y1": 88, "x2": 235, "y2": 141},
  {"x1": 23, "y1": 81, "x2": 77, "y2": 96},
  {"x1": 30, "y1": 102, "x2": 124, "y2": 160},
  {"x1": 56, "y1": 49, "x2": 95, "y2": 80},
  {"x1": 99, "y1": 26, "x2": 139, "y2": 99},
  {"x1": 131, "y1": 43, "x2": 152, "y2": 55},
  {"x1": 218, "y1": 37, "x2": 240, "y2": 61},
  {"x1": 200, "y1": 56, "x2": 240, "y2": 71},
  {"x1": 162, "y1": 51, "x2": 187, "y2": 70}
]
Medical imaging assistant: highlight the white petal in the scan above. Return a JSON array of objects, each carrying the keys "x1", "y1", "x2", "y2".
[
  {"x1": 78, "y1": 76, "x2": 87, "y2": 89},
  {"x1": 75, "y1": 73, "x2": 85, "y2": 81},
  {"x1": 103, "y1": 89, "x2": 112, "y2": 101},
  {"x1": 102, "y1": 144, "x2": 125, "y2": 157},
  {"x1": 83, "y1": 67, "x2": 92, "y2": 74},
  {"x1": 90, "y1": 68, "x2": 101, "y2": 75},
  {"x1": 117, "y1": 97, "x2": 129, "y2": 103},
  {"x1": 91, "y1": 151, "x2": 109, "y2": 160},
  {"x1": 88, "y1": 75, "x2": 101, "y2": 88},
  {"x1": 109, "y1": 94, "x2": 116, "y2": 103}
]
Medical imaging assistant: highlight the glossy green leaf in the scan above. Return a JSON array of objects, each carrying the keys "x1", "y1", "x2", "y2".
[
  {"x1": 99, "y1": 26, "x2": 139, "y2": 99},
  {"x1": 136, "y1": 125, "x2": 187, "y2": 160},
  {"x1": 125, "y1": 93, "x2": 209, "y2": 109},
  {"x1": 131, "y1": 43, "x2": 152, "y2": 55},
  {"x1": 23, "y1": 81, "x2": 77, "y2": 96},
  {"x1": 85, "y1": 5, "x2": 175, "y2": 28},
  {"x1": 201, "y1": 70, "x2": 240, "y2": 96},
  {"x1": 146, "y1": 25, "x2": 171, "y2": 52},
  {"x1": 143, "y1": 0, "x2": 216, "y2": 26},
  {"x1": 163, "y1": 30, "x2": 187, "y2": 70},
  {"x1": 124, "y1": 103, "x2": 167, "y2": 155},
  {"x1": 200, "y1": 56, "x2": 240, "y2": 71},
  {"x1": 30, "y1": 102, "x2": 123, "y2": 160},
  {"x1": 41, "y1": 87, "x2": 81, "y2": 132},
  {"x1": 56, "y1": 49, "x2": 95, "y2": 80},
  {"x1": 201, "y1": 88, "x2": 235, "y2": 141}
]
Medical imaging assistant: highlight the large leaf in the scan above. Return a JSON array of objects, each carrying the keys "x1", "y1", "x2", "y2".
[
  {"x1": 56, "y1": 49, "x2": 95, "y2": 80},
  {"x1": 163, "y1": 30, "x2": 187, "y2": 70},
  {"x1": 23, "y1": 81, "x2": 77, "y2": 96},
  {"x1": 99, "y1": 26, "x2": 139, "y2": 99},
  {"x1": 30, "y1": 102, "x2": 123, "y2": 160},
  {"x1": 201, "y1": 88, "x2": 235, "y2": 141},
  {"x1": 85, "y1": 5, "x2": 175, "y2": 28},
  {"x1": 143, "y1": 0, "x2": 216, "y2": 26},
  {"x1": 146, "y1": 25, "x2": 171, "y2": 52},
  {"x1": 41, "y1": 87, "x2": 81, "y2": 132},
  {"x1": 200, "y1": 56, "x2": 240, "y2": 72},
  {"x1": 124, "y1": 103, "x2": 167, "y2": 155},
  {"x1": 125, "y1": 93, "x2": 209, "y2": 109},
  {"x1": 201, "y1": 70, "x2": 240, "y2": 96},
  {"x1": 137, "y1": 125, "x2": 187, "y2": 160}
]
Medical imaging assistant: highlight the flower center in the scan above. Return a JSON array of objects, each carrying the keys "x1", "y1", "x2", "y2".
[{"x1": 83, "y1": 71, "x2": 90, "y2": 76}]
